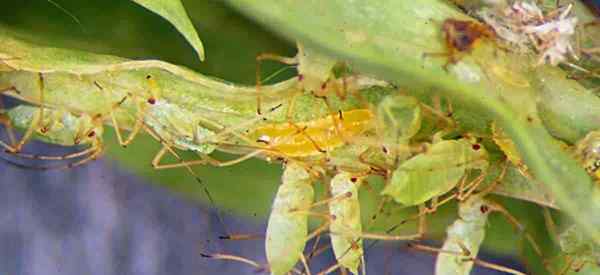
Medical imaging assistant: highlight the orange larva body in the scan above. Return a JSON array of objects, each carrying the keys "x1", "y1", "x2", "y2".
[{"x1": 252, "y1": 109, "x2": 374, "y2": 157}]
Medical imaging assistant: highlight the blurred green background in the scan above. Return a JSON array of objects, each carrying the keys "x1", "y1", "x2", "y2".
[{"x1": 0, "y1": 1, "x2": 558, "y2": 272}]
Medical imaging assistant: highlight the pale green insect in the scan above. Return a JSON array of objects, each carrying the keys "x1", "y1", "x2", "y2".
[
  {"x1": 265, "y1": 161, "x2": 314, "y2": 275},
  {"x1": 2, "y1": 105, "x2": 104, "y2": 167},
  {"x1": 435, "y1": 195, "x2": 491, "y2": 275},
  {"x1": 328, "y1": 172, "x2": 364, "y2": 275},
  {"x1": 381, "y1": 137, "x2": 489, "y2": 206},
  {"x1": 433, "y1": 191, "x2": 543, "y2": 275}
]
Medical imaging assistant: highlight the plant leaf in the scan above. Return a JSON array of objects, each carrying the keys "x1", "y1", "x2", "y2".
[{"x1": 131, "y1": 0, "x2": 205, "y2": 61}]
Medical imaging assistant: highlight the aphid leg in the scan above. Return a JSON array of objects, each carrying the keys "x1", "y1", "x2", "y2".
[
  {"x1": 0, "y1": 95, "x2": 17, "y2": 147},
  {"x1": 299, "y1": 254, "x2": 312, "y2": 275},
  {"x1": 94, "y1": 79, "x2": 143, "y2": 148},
  {"x1": 3, "y1": 135, "x2": 104, "y2": 171},
  {"x1": 458, "y1": 160, "x2": 508, "y2": 201},
  {"x1": 349, "y1": 205, "x2": 427, "y2": 242},
  {"x1": 256, "y1": 53, "x2": 298, "y2": 115},
  {"x1": 123, "y1": 75, "x2": 159, "y2": 146},
  {"x1": 409, "y1": 241, "x2": 528, "y2": 275},
  {"x1": 0, "y1": 112, "x2": 17, "y2": 151},
  {"x1": 4, "y1": 73, "x2": 46, "y2": 153},
  {"x1": 200, "y1": 252, "x2": 268, "y2": 273}
]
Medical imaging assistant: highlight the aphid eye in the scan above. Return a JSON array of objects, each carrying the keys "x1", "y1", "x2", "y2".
[
  {"x1": 472, "y1": 144, "x2": 481, "y2": 151},
  {"x1": 145, "y1": 75, "x2": 152, "y2": 80},
  {"x1": 350, "y1": 177, "x2": 358, "y2": 183},
  {"x1": 87, "y1": 131, "x2": 96, "y2": 138},
  {"x1": 320, "y1": 82, "x2": 327, "y2": 90},
  {"x1": 297, "y1": 74, "x2": 304, "y2": 81},
  {"x1": 330, "y1": 214, "x2": 337, "y2": 220},
  {"x1": 40, "y1": 127, "x2": 49, "y2": 133},
  {"x1": 147, "y1": 97, "x2": 156, "y2": 105},
  {"x1": 480, "y1": 205, "x2": 490, "y2": 213}
]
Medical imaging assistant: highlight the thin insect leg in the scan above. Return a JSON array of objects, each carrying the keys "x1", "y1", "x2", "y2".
[
  {"x1": 299, "y1": 254, "x2": 312, "y2": 275},
  {"x1": 0, "y1": 114, "x2": 17, "y2": 151},
  {"x1": 419, "y1": 101, "x2": 455, "y2": 132},
  {"x1": 150, "y1": 144, "x2": 207, "y2": 170},
  {"x1": 143, "y1": 123, "x2": 232, "y2": 237},
  {"x1": 408, "y1": 243, "x2": 527, "y2": 275},
  {"x1": 304, "y1": 192, "x2": 353, "y2": 209},
  {"x1": 307, "y1": 234, "x2": 323, "y2": 261},
  {"x1": 200, "y1": 252, "x2": 265, "y2": 271},
  {"x1": 200, "y1": 150, "x2": 265, "y2": 167},
  {"x1": 306, "y1": 221, "x2": 333, "y2": 243},
  {"x1": 95, "y1": 80, "x2": 140, "y2": 147},
  {"x1": 256, "y1": 53, "x2": 298, "y2": 115},
  {"x1": 3, "y1": 139, "x2": 104, "y2": 171},
  {"x1": 289, "y1": 123, "x2": 327, "y2": 154},
  {"x1": 218, "y1": 233, "x2": 263, "y2": 241},
  {"x1": 487, "y1": 201, "x2": 545, "y2": 260},
  {"x1": 471, "y1": 159, "x2": 509, "y2": 197},
  {"x1": 194, "y1": 103, "x2": 284, "y2": 147},
  {"x1": 9, "y1": 73, "x2": 46, "y2": 153},
  {"x1": 341, "y1": 205, "x2": 426, "y2": 242},
  {"x1": 9, "y1": 146, "x2": 97, "y2": 161},
  {"x1": 0, "y1": 97, "x2": 17, "y2": 147}
]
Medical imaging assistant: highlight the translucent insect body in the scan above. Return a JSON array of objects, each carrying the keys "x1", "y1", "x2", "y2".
[
  {"x1": 436, "y1": 195, "x2": 491, "y2": 275},
  {"x1": 251, "y1": 109, "x2": 374, "y2": 157},
  {"x1": 265, "y1": 162, "x2": 314, "y2": 275},
  {"x1": 328, "y1": 172, "x2": 364, "y2": 275}
]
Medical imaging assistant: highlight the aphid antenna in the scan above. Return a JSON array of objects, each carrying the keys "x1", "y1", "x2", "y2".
[
  {"x1": 256, "y1": 52, "x2": 299, "y2": 115},
  {"x1": 45, "y1": 0, "x2": 86, "y2": 34}
]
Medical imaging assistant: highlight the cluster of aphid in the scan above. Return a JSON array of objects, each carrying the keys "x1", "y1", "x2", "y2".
[
  {"x1": 2, "y1": 2, "x2": 600, "y2": 274},
  {"x1": 0, "y1": 43, "x2": 543, "y2": 275}
]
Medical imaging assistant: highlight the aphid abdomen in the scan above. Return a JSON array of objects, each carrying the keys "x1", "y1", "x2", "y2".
[
  {"x1": 329, "y1": 172, "x2": 363, "y2": 274},
  {"x1": 6, "y1": 105, "x2": 98, "y2": 146},
  {"x1": 252, "y1": 109, "x2": 374, "y2": 157},
  {"x1": 382, "y1": 138, "x2": 489, "y2": 206},
  {"x1": 265, "y1": 162, "x2": 314, "y2": 275},
  {"x1": 436, "y1": 195, "x2": 490, "y2": 275}
]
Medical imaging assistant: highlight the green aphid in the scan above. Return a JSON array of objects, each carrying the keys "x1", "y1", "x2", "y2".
[
  {"x1": 265, "y1": 162, "x2": 314, "y2": 275},
  {"x1": 6, "y1": 105, "x2": 101, "y2": 147},
  {"x1": 435, "y1": 195, "x2": 491, "y2": 275},
  {"x1": 382, "y1": 137, "x2": 489, "y2": 206},
  {"x1": 328, "y1": 172, "x2": 364, "y2": 275}
]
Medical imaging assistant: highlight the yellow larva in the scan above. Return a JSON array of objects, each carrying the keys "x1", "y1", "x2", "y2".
[{"x1": 251, "y1": 109, "x2": 374, "y2": 157}]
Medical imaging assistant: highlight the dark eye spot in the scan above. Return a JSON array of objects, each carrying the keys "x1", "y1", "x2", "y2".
[
  {"x1": 472, "y1": 144, "x2": 481, "y2": 151},
  {"x1": 480, "y1": 205, "x2": 489, "y2": 213}
]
